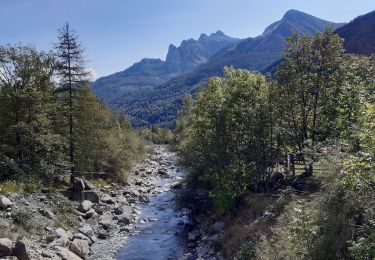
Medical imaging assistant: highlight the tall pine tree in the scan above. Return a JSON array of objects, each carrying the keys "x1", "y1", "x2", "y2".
[{"x1": 54, "y1": 23, "x2": 89, "y2": 178}]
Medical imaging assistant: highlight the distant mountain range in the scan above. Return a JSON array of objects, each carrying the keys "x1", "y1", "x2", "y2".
[
  {"x1": 336, "y1": 11, "x2": 375, "y2": 55},
  {"x1": 93, "y1": 31, "x2": 240, "y2": 103},
  {"x1": 93, "y1": 9, "x2": 349, "y2": 127}
]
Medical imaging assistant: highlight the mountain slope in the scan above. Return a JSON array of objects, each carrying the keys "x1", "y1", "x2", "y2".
[
  {"x1": 110, "y1": 10, "x2": 344, "y2": 127},
  {"x1": 92, "y1": 31, "x2": 240, "y2": 102},
  {"x1": 336, "y1": 11, "x2": 375, "y2": 55}
]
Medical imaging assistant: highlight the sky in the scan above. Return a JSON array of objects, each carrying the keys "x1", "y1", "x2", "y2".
[{"x1": 0, "y1": 0, "x2": 374, "y2": 79}]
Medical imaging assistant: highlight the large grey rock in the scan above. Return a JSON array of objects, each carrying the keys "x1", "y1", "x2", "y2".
[
  {"x1": 100, "y1": 194, "x2": 114, "y2": 204},
  {"x1": 69, "y1": 239, "x2": 90, "y2": 259},
  {"x1": 0, "y1": 238, "x2": 12, "y2": 257},
  {"x1": 11, "y1": 241, "x2": 30, "y2": 260},
  {"x1": 79, "y1": 225, "x2": 95, "y2": 237},
  {"x1": 0, "y1": 196, "x2": 12, "y2": 209},
  {"x1": 56, "y1": 247, "x2": 82, "y2": 260},
  {"x1": 78, "y1": 200, "x2": 93, "y2": 213},
  {"x1": 98, "y1": 212, "x2": 114, "y2": 230}
]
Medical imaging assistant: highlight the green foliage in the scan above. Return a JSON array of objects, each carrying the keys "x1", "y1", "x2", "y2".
[
  {"x1": 0, "y1": 42, "x2": 144, "y2": 184},
  {"x1": 139, "y1": 125, "x2": 174, "y2": 144},
  {"x1": 180, "y1": 68, "x2": 280, "y2": 213}
]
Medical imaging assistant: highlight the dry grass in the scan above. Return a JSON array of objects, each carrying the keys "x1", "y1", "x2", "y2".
[{"x1": 221, "y1": 193, "x2": 290, "y2": 258}]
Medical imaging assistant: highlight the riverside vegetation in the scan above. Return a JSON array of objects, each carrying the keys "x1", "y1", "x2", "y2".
[{"x1": 176, "y1": 29, "x2": 375, "y2": 259}]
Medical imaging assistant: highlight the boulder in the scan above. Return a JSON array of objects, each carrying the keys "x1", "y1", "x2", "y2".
[
  {"x1": 98, "y1": 212, "x2": 114, "y2": 230},
  {"x1": 0, "y1": 238, "x2": 12, "y2": 257},
  {"x1": 78, "y1": 200, "x2": 93, "y2": 213},
  {"x1": 11, "y1": 241, "x2": 30, "y2": 260},
  {"x1": 69, "y1": 239, "x2": 90, "y2": 259},
  {"x1": 85, "y1": 208, "x2": 96, "y2": 219},
  {"x1": 56, "y1": 247, "x2": 82, "y2": 260},
  {"x1": 79, "y1": 225, "x2": 95, "y2": 237},
  {"x1": 41, "y1": 250, "x2": 55, "y2": 258},
  {"x1": 0, "y1": 196, "x2": 12, "y2": 209},
  {"x1": 101, "y1": 194, "x2": 114, "y2": 204}
]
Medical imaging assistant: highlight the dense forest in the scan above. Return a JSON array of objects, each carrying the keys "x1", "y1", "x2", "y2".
[
  {"x1": 0, "y1": 24, "x2": 144, "y2": 186},
  {"x1": 176, "y1": 29, "x2": 375, "y2": 259}
]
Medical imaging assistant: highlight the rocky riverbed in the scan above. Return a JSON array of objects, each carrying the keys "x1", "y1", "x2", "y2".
[{"x1": 0, "y1": 145, "x2": 225, "y2": 260}]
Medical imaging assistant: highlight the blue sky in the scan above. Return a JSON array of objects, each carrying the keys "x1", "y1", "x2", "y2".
[{"x1": 0, "y1": 0, "x2": 374, "y2": 78}]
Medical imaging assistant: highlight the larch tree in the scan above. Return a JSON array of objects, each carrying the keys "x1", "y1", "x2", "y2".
[{"x1": 54, "y1": 23, "x2": 89, "y2": 178}]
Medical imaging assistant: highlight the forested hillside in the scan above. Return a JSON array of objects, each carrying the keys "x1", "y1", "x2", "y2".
[
  {"x1": 102, "y1": 10, "x2": 344, "y2": 127},
  {"x1": 176, "y1": 29, "x2": 375, "y2": 259},
  {"x1": 336, "y1": 11, "x2": 375, "y2": 55}
]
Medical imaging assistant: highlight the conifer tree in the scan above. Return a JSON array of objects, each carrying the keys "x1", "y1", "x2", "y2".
[{"x1": 54, "y1": 23, "x2": 89, "y2": 177}]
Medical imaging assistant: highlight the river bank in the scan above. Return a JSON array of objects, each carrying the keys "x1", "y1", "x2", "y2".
[{"x1": 0, "y1": 146, "x2": 188, "y2": 259}]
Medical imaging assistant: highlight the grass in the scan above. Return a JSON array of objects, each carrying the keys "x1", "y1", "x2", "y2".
[{"x1": 0, "y1": 181, "x2": 23, "y2": 194}]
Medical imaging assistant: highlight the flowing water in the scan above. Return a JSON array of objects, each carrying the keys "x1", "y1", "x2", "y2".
[{"x1": 117, "y1": 148, "x2": 189, "y2": 260}]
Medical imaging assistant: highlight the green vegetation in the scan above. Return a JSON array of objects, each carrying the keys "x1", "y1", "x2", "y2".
[
  {"x1": 178, "y1": 29, "x2": 375, "y2": 258},
  {"x1": 0, "y1": 24, "x2": 145, "y2": 186}
]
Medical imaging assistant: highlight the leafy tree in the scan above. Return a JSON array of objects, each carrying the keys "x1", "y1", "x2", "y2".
[
  {"x1": 276, "y1": 29, "x2": 345, "y2": 148},
  {"x1": 0, "y1": 46, "x2": 65, "y2": 180}
]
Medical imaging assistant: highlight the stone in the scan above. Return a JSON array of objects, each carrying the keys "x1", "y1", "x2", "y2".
[
  {"x1": 79, "y1": 225, "x2": 95, "y2": 237},
  {"x1": 116, "y1": 214, "x2": 130, "y2": 225},
  {"x1": 98, "y1": 212, "x2": 114, "y2": 229},
  {"x1": 0, "y1": 238, "x2": 12, "y2": 257},
  {"x1": 97, "y1": 229, "x2": 108, "y2": 239},
  {"x1": 212, "y1": 221, "x2": 225, "y2": 233},
  {"x1": 41, "y1": 250, "x2": 55, "y2": 258},
  {"x1": 56, "y1": 247, "x2": 82, "y2": 260},
  {"x1": 11, "y1": 241, "x2": 30, "y2": 260},
  {"x1": 38, "y1": 208, "x2": 55, "y2": 219},
  {"x1": 85, "y1": 208, "x2": 96, "y2": 219},
  {"x1": 0, "y1": 196, "x2": 12, "y2": 209},
  {"x1": 263, "y1": 211, "x2": 275, "y2": 218},
  {"x1": 78, "y1": 200, "x2": 93, "y2": 213},
  {"x1": 69, "y1": 239, "x2": 90, "y2": 258},
  {"x1": 101, "y1": 194, "x2": 114, "y2": 204}
]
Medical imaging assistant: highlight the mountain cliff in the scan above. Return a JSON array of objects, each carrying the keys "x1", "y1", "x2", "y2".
[{"x1": 92, "y1": 31, "x2": 240, "y2": 102}]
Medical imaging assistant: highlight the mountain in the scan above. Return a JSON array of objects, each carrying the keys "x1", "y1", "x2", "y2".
[
  {"x1": 336, "y1": 11, "x2": 375, "y2": 55},
  {"x1": 92, "y1": 31, "x2": 240, "y2": 103},
  {"x1": 106, "y1": 10, "x2": 344, "y2": 127}
]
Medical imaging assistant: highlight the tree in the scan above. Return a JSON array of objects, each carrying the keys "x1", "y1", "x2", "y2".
[
  {"x1": 276, "y1": 29, "x2": 345, "y2": 149},
  {"x1": 54, "y1": 23, "x2": 89, "y2": 177},
  {"x1": 0, "y1": 45, "x2": 65, "y2": 180}
]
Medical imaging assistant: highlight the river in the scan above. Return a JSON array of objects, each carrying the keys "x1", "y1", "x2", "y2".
[{"x1": 116, "y1": 146, "x2": 190, "y2": 260}]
